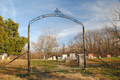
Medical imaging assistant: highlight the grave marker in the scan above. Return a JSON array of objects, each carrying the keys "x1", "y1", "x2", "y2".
[
  {"x1": 99, "y1": 56, "x2": 101, "y2": 58},
  {"x1": 53, "y1": 56, "x2": 56, "y2": 60},
  {"x1": 1, "y1": 53, "x2": 7, "y2": 60},
  {"x1": 48, "y1": 57, "x2": 52, "y2": 60},
  {"x1": 65, "y1": 57, "x2": 70, "y2": 62},
  {"x1": 69, "y1": 53, "x2": 76, "y2": 60},
  {"x1": 78, "y1": 54, "x2": 85, "y2": 69},
  {"x1": 88, "y1": 54, "x2": 94, "y2": 58},
  {"x1": 43, "y1": 55, "x2": 45, "y2": 59},
  {"x1": 107, "y1": 54, "x2": 111, "y2": 58},
  {"x1": 62, "y1": 54, "x2": 67, "y2": 60},
  {"x1": 2, "y1": 55, "x2": 4, "y2": 60}
]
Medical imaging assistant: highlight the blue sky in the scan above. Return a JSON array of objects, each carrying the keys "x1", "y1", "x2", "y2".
[{"x1": 0, "y1": 0, "x2": 119, "y2": 45}]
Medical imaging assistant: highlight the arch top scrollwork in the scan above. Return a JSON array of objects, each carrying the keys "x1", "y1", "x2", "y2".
[
  {"x1": 51, "y1": 8, "x2": 63, "y2": 16},
  {"x1": 29, "y1": 8, "x2": 84, "y2": 27}
]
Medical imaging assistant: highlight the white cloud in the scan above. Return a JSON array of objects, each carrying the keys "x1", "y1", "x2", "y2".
[
  {"x1": 1, "y1": 0, "x2": 119, "y2": 43},
  {"x1": 58, "y1": 24, "x2": 82, "y2": 38},
  {"x1": 78, "y1": 0, "x2": 119, "y2": 31},
  {"x1": 57, "y1": 0, "x2": 119, "y2": 38},
  {"x1": 57, "y1": 0, "x2": 119, "y2": 33}
]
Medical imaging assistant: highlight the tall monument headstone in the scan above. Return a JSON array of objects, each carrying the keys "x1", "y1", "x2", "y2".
[{"x1": 78, "y1": 54, "x2": 85, "y2": 69}]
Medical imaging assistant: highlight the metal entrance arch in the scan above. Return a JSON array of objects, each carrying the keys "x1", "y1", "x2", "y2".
[{"x1": 28, "y1": 8, "x2": 86, "y2": 72}]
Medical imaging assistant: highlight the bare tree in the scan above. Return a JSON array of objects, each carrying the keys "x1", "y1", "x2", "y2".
[
  {"x1": 102, "y1": 4, "x2": 120, "y2": 56},
  {"x1": 31, "y1": 27, "x2": 59, "y2": 58}
]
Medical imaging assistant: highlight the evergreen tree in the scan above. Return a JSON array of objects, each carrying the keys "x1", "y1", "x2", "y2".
[
  {"x1": 3, "y1": 18, "x2": 27, "y2": 56},
  {"x1": 0, "y1": 16, "x2": 5, "y2": 54}
]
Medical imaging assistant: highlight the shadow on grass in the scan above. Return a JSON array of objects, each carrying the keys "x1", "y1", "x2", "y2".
[
  {"x1": 16, "y1": 72, "x2": 73, "y2": 80},
  {"x1": 80, "y1": 69, "x2": 94, "y2": 75},
  {"x1": 16, "y1": 73, "x2": 35, "y2": 78},
  {"x1": 0, "y1": 66, "x2": 73, "y2": 80},
  {"x1": 87, "y1": 64, "x2": 107, "y2": 67},
  {"x1": 0, "y1": 66, "x2": 26, "y2": 74}
]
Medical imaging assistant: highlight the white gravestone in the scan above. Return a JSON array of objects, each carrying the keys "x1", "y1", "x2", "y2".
[
  {"x1": 1, "y1": 54, "x2": 7, "y2": 60},
  {"x1": 53, "y1": 56, "x2": 56, "y2": 60},
  {"x1": 99, "y1": 56, "x2": 101, "y2": 58},
  {"x1": 2, "y1": 55, "x2": 4, "y2": 60},
  {"x1": 69, "y1": 53, "x2": 76, "y2": 60},
  {"x1": 43, "y1": 55, "x2": 46, "y2": 59},
  {"x1": 62, "y1": 54, "x2": 67, "y2": 60},
  {"x1": 48, "y1": 57, "x2": 52, "y2": 60}
]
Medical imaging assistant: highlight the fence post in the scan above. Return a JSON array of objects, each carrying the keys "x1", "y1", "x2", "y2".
[
  {"x1": 83, "y1": 26, "x2": 86, "y2": 69},
  {"x1": 28, "y1": 24, "x2": 31, "y2": 73}
]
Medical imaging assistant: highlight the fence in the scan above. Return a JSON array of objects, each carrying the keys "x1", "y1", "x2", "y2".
[
  {"x1": 0, "y1": 48, "x2": 85, "y2": 74},
  {"x1": 0, "y1": 51, "x2": 118, "y2": 75},
  {"x1": 30, "y1": 48, "x2": 85, "y2": 73}
]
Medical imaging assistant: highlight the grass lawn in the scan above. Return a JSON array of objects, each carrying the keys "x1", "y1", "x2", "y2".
[{"x1": 0, "y1": 57, "x2": 120, "y2": 80}]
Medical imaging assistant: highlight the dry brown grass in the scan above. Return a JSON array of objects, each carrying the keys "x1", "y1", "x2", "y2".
[
  {"x1": 0, "y1": 58, "x2": 120, "y2": 80},
  {"x1": 0, "y1": 59, "x2": 99, "y2": 80}
]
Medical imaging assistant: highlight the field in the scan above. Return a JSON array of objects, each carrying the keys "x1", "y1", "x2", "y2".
[{"x1": 0, "y1": 58, "x2": 120, "y2": 80}]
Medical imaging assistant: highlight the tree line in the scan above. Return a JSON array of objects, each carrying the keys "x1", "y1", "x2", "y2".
[
  {"x1": 66, "y1": 4, "x2": 120, "y2": 57},
  {"x1": 67, "y1": 28, "x2": 120, "y2": 57}
]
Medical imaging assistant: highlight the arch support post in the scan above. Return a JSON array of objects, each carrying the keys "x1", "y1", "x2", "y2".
[
  {"x1": 83, "y1": 26, "x2": 86, "y2": 69},
  {"x1": 28, "y1": 24, "x2": 31, "y2": 73}
]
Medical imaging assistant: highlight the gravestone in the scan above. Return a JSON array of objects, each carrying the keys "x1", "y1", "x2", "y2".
[
  {"x1": 69, "y1": 53, "x2": 76, "y2": 60},
  {"x1": 78, "y1": 54, "x2": 85, "y2": 69},
  {"x1": 1, "y1": 53, "x2": 7, "y2": 60},
  {"x1": 99, "y1": 56, "x2": 101, "y2": 58},
  {"x1": 2, "y1": 55, "x2": 4, "y2": 60},
  {"x1": 65, "y1": 57, "x2": 70, "y2": 62},
  {"x1": 53, "y1": 56, "x2": 56, "y2": 60},
  {"x1": 62, "y1": 54, "x2": 67, "y2": 60},
  {"x1": 58, "y1": 57, "x2": 62, "y2": 61},
  {"x1": 43, "y1": 55, "x2": 45, "y2": 59},
  {"x1": 88, "y1": 54, "x2": 94, "y2": 58},
  {"x1": 48, "y1": 57, "x2": 52, "y2": 60},
  {"x1": 107, "y1": 54, "x2": 111, "y2": 58}
]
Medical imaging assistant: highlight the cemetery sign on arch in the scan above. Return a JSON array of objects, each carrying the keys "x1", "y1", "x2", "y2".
[{"x1": 28, "y1": 8, "x2": 86, "y2": 72}]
